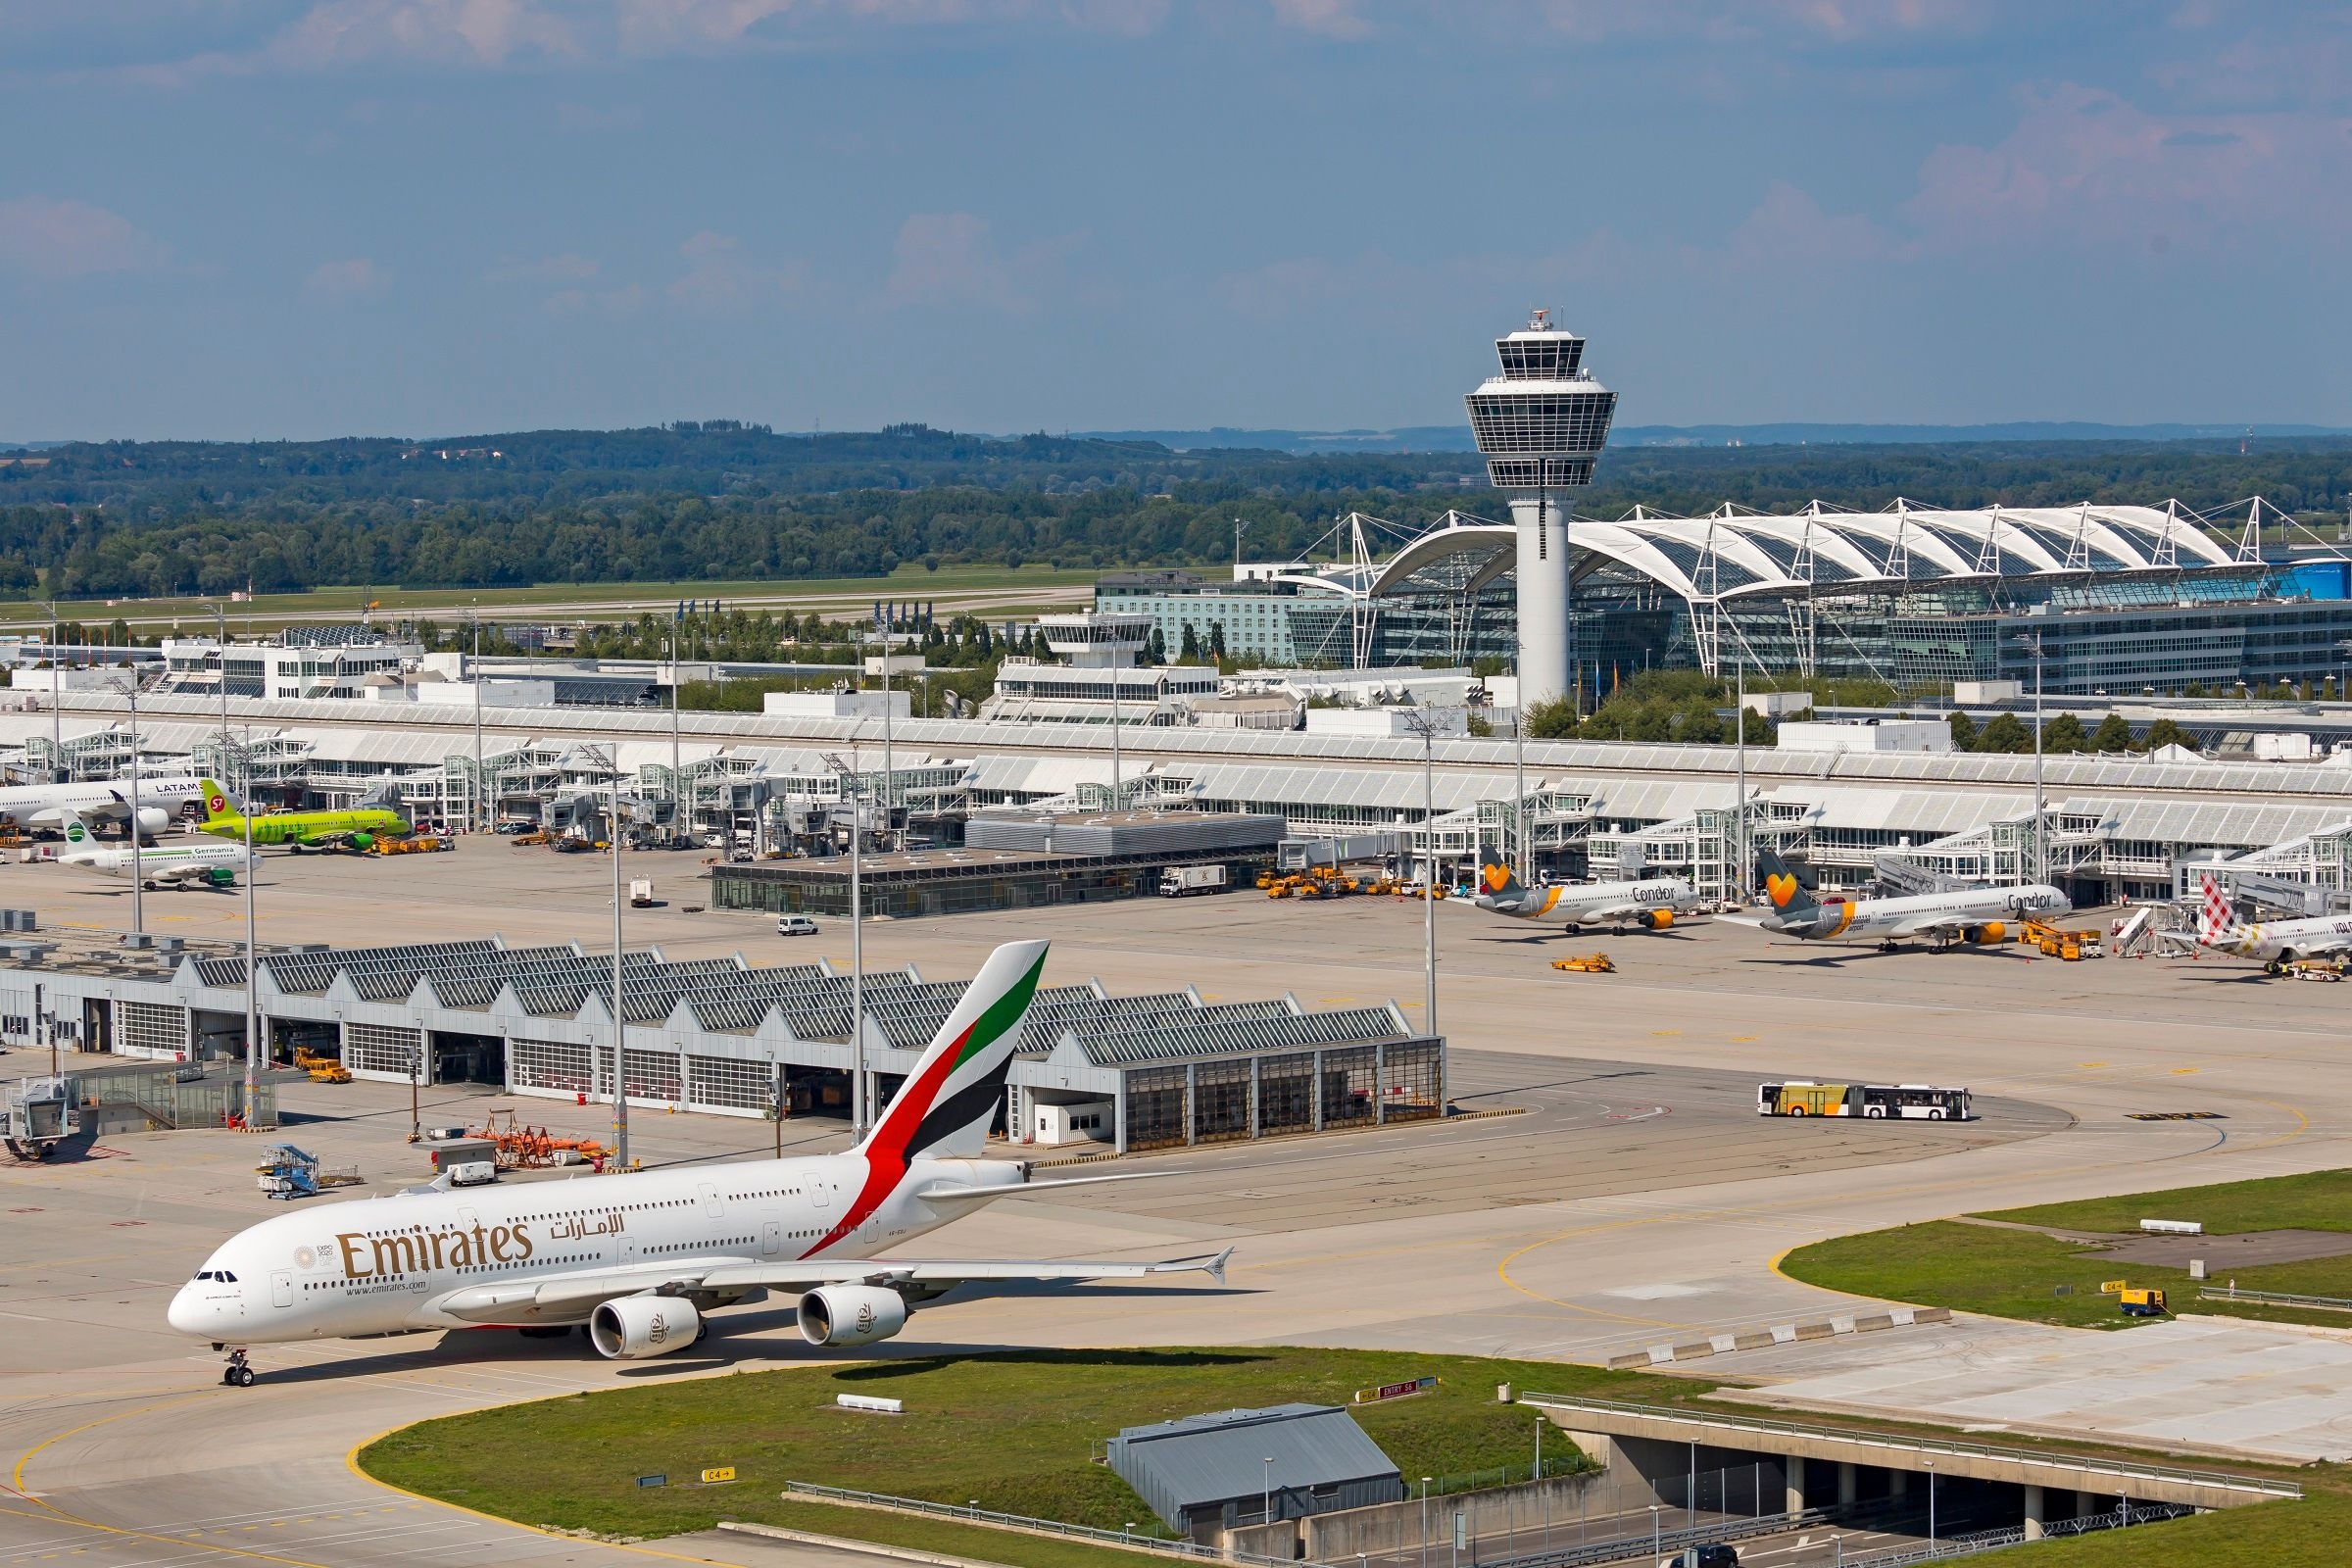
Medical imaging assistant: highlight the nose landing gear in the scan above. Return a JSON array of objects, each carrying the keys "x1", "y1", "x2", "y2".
[{"x1": 220, "y1": 1348, "x2": 256, "y2": 1387}]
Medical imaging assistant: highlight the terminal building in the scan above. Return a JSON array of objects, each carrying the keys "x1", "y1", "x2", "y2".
[{"x1": 0, "y1": 935, "x2": 1441, "y2": 1154}]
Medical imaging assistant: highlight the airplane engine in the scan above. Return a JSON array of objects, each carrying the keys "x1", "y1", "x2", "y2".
[
  {"x1": 133, "y1": 806, "x2": 171, "y2": 837},
  {"x1": 797, "y1": 1284, "x2": 908, "y2": 1348},
  {"x1": 587, "y1": 1295, "x2": 702, "y2": 1358},
  {"x1": 1646, "y1": 909, "x2": 1675, "y2": 930},
  {"x1": 349, "y1": 832, "x2": 376, "y2": 852},
  {"x1": 1970, "y1": 922, "x2": 2007, "y2": 945}
]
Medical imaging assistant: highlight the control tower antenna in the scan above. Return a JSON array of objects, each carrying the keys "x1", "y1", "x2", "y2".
[{"x1": 1464, "y1": 308, "x2": 1617, "y2": 714}]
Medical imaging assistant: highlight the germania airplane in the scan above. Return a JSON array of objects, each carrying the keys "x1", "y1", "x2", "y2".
[
  {"x1": 171, "y1": 940, "x2": 1229, "y2": 1385},
  {"x1": 1466, "y1": 852, "x2": 1701, "y2": 933},
  {"x1": 2186, "y1": 873, "x2": 2352, "y2": 968},
  {"x1": 56, "y1": 810, "x2": 257, "y2": 889},
  {"x1": 0, "y1": 772, "x2": 213, "y2": 835},
  {"x1": 1727, "y1": 849, "x2": 2070, "y2": 952}
]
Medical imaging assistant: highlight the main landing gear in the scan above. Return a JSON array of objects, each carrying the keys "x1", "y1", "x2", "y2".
[{"x1": 220, "y1": 1348, "x2": 256, "y2": 1387}]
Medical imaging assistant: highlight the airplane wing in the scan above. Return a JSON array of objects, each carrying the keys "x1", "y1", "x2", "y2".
[{"x1": 431, "y1": 1248, "x2": 1231, "y2": 1323}]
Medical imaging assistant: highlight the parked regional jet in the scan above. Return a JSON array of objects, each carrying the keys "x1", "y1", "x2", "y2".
[
  {"x1": 2187, "y1": 873, "x2": 2352, "y2": 967},
  {"x1": 1727, "y1": 849, "x2": 2070, "y2": 952},
  {"x1": 56, "y1": 810, "x2": 257, "y2": 890},
  {"x1": 0, "y1": 772, "x2": 216, "y2": 836},
  {"x1": 1467, "y1": 851, "x2": 1701, "y2": 932},
  {"x1": 196, "y1": 780, "x2": 410, "y2": 852},
  {"x1": 170, "y1": 940, "x2": 1228, "y2": 1385}
]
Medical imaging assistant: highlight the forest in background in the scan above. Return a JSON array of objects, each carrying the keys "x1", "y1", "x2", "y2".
[{"x1": 2, "y1": 420, "x2": 2347, "y2": 602}]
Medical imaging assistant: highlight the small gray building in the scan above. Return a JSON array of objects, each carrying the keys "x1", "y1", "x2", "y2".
[{"x1": 1107, "y1": 1403, "x2": 1403, "y2": 1543}]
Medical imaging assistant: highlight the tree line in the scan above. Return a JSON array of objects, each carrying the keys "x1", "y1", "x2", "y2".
[{"x1": 2, "y1": 422, "x2": 2346, "y2": 603}]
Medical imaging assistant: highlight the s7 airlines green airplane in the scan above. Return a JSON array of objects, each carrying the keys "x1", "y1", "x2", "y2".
[{"x1": 195, "y1": 779, "x2": 411, "y2": 852}]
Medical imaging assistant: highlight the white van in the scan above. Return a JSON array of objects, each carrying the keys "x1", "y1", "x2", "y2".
[{"x1": 776, "y1": 914, "x2": 819, "y2": 937}]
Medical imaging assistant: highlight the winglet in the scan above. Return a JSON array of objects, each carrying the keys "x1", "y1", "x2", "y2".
[{"x1": 1207, "y1": 1246, "x2": 1234, "y2": 1287}]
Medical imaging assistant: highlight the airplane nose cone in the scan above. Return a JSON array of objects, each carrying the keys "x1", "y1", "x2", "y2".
[{"x1": 167, "y1": 1286, "x2": 204, "y2": 1336}]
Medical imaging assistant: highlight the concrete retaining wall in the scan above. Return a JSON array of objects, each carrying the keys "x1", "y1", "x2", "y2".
[{"x1": 1226, "y1": 1472, "x2": 1611, "y2": 1562}]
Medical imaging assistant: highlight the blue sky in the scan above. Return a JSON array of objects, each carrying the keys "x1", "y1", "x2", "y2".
[{"x1": 3, "y1": 1, "x2": 2348, "y2": 439}]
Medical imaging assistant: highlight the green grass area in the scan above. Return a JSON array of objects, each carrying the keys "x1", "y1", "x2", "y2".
[
  {"x1": 0, "y1": 562, "x2": 1094, "y2": 629},
  {"x1": 360, "y1": 1348, "x2": 1636, "y2": 1544},
  {"x1": 1974, "y1": 1484, "x2": 2347, "y2": 1568},
  {"x1": 1982, "y1": 1169, "x2": 2352, "y2": 1238},
  {"x1": 1785, "y1": 1217, "x2": 2352, "y2": 1333},
  {"x1": 1783, "y1": 1221, "x2": 2151, "y2": 1330}
]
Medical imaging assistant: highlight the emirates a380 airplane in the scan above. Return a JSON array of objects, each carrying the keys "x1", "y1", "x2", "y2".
[{"x1": 170, "y1": 940, "x2": 1227, "y2": 1385}]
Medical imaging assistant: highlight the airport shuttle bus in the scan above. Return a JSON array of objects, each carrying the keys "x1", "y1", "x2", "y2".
[{"x1": 1758, "y1": 1081, "x2": 1971, "y2": 1120}]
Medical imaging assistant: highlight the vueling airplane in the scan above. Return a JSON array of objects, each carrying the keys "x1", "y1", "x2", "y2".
[
  {"x1": 1467, "y1": 849, "x2": 1700, "y2": 933},
  {"x1": 196, "y1": 779, "x2": 411, "y2": 852},
  {"x1": 171, "y1": 940, "x2": 1229, "y2": 1385},
  {"x1": 56, "y1": 810, "x2": 257, "y2": 890},
  {"x1": 2188, "y1": 873, "x2": 2352, "y2": 969},
  {"x1": 1727, "y1": 848, "x2": 2069, "y2": 952}
]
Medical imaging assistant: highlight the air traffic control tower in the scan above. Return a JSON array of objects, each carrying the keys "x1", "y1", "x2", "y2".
[{"x1": 1464, "y1": 310, "x2": 1617, "y2": 709}]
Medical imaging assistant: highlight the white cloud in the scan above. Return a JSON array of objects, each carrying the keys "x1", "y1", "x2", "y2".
[
  {"x1": 486, "y1": 251, "x2": 601, "y2": 282},
  {"x1": 882, "y1": 212, "x2": 1062, "y2": 315},
  {"x1": 304, "y1": 256, "x2": 391, "y2": 299},
  {"x1": 665, "y1": 229, "x2": 803, "y2": 309},
  {"x1": 262, "y1": 0, "x2": 581, "y2": 68},
  {"x1": 0, "y1": 196, "x2": 161, "y2": 279}
]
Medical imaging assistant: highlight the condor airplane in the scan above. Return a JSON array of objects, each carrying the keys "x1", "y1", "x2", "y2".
[
  {"x1": 1466, "y1": 852, "x2": 1700, "y2": 933},
  {"x1": 1727, "y1": 849, "x2": 2069, "y2": 952},
  {"x1": 170, "y1": 940, "x2": 1228, "y2": 1385}
]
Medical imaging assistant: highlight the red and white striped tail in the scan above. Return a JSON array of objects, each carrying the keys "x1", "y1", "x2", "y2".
[{"x1": 2197, "y1": 875, "x2": 2239, "y2": 945}]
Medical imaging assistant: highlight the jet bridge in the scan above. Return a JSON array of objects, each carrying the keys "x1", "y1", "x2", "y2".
[{"x1": 2, "y1": 1075, "x2": 79, "y2": 1158}]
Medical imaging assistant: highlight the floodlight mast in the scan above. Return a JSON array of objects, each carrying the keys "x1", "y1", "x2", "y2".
[{"x1": 820, "y1": 751, "x2": 867, "y2": 1140}]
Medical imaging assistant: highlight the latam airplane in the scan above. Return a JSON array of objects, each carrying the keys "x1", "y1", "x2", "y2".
[
  {"x1": 0, "y1": 772, "x2": 216, "y2": 835},
  {"x1": 170, "y1": 940, "x2": 1228, "y2": 1385},
  {"x1": 1727, "y1": 849, "x2": 2070, "y2": 952},
  {"x1": 1467, "y1": 852, "x2": 1701, "y2": 933}
]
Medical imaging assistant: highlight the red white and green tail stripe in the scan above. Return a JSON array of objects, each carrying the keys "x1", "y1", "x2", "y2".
[{"x1": 809, "y1": 941, "x2": 1048, "y2": 1252}]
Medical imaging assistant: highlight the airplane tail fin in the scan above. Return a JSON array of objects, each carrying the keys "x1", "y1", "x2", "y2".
[
  {"x1": 195, "y1": 779, "x2": 237, "y2": 826},
  {"x1": 2196, "y1": 874, "x2": 2242, "y2": 945},
  {"x1": 1475, "y1": 846, "x2": 1522, "y2": 901},
  {"x1": 1757, "y1": 848, "x2": 1818, "y2": 914},
  {"x1": 858, "y1": 939, "x2": 1048, "y2": 1163},
  {"x1": 57, "y1": 808, "x2": 91, "y2": 849}
]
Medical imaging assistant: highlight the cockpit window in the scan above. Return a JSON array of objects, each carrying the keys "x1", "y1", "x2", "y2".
[
  {"x1": 193, "y1": 1269, "x2": 236, "y2": 1283},
  {"x1": 193, "y1": 1271, "x2": 212, "y2": 1281}
]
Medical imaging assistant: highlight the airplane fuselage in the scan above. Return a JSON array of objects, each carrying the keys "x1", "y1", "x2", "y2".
[
  {"x1": 169, "y1": 1152, "x2": 1014, "y2": 1346},
  {"x1": 1477, "y1": 877, "x2": 1698, "y2": 925},
  {"x1": 1759, "y1": 884, "x2": 2071, "y2": 943},
  {"x1": 0, "y1": 775, "x2": 209, "y2": 830},
  {"x1": 61, "y1": 840, "x2": 257, "y2": 883},
  {"x1": 2198, "y1": 915, "x2": 2352, "y2": 964}
]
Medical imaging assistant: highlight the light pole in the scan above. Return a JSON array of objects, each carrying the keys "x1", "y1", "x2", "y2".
[
  {"x1": 1262, "y1": 1456, "x2": 1273, "y2": 1527},
  {"x1": 45, "y1": 601, "x2": 61, "y2": 780},
  {"x1": 1925, "y1": 1459, "x2": 1936, "y2": 1543},
  {"x1": 207, "y1": 602, "x2": 230, "y2": 780},
  {"x1": 240, "y1": 724, "x2": 259, "y2": 1126},
  {"x1": 599, "y1": 743, "x2": 631, "y2": 1170},
  {"x1": 668, "y1": 622, "x2": 683, "y2": 845},
  {"x1": 1512, "y1": 683, "x2": 1529, "y2": 884},
  {"x1": 1108, "y1": 659, "x2": 1122, "y2": 809},
  {"x1": 1421, "y1": 1478, "x2": 1433, "y2": 1568},
  {"x1": 821, "y1": 751, "x2": 867, "y2": 1140},
  {"x1": 1734, "y1": 659, "x2": 1748, "y2": 903},
  {"x1": 2014, "y1": 631, "x2": 2047, "y2": 886},
  {"x1": 1648, "y1": 1503, "x2": 1663, "y2": 1562},
  {"x1": 1405, "y1": 700, "x2": 1440, "y2": 1038},
  {"x1": 111, "y1": 674, "x2": 143, "y2": 936}
]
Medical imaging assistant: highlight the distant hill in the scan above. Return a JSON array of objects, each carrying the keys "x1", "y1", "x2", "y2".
[{"x1": 1084, "y1": 422, "x2": 2350, "y2": 453}]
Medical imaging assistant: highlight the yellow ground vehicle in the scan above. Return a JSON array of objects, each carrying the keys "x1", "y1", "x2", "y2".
[
  {"x1": 292, "y1": 1047, "x2": 352, "y2": 1084},
  {"x1": 1551, "y1": 953, "x2": 1615, "y2": 973},
  {"x1": 2024, "y1": 919, "x2": 2102, "y2": 959},
  {"x1": 371, "y1": 835, "x2": 450, "y2": 855},
  {"x1": 2116, "y1": 1286, "x2": 2168, "y2": 1317},
  {"x1": 1255, "y1": 870, "x2": 1279, "y2": 891}
]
